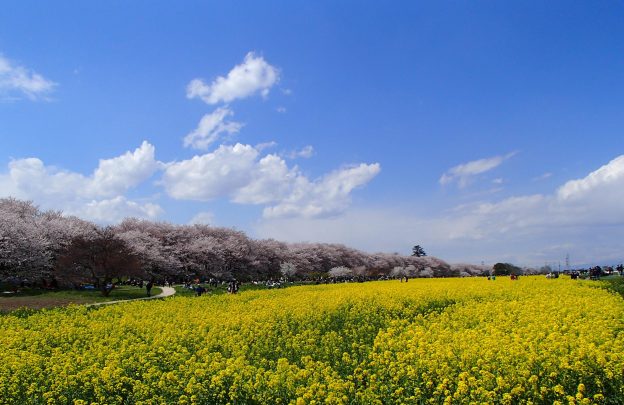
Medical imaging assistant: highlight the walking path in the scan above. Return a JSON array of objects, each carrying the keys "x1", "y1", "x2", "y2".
[{"x1": 86, "y1": 286, "x2": 176, "y2": 307}]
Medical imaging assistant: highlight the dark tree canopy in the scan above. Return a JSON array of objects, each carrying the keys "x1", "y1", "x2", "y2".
[
  {"x1": 56, "y1": 227, "x2": 143, "y2": 296},
  {"x1": 412, "y1": 245, "x2": 427, "y2": 257},
  {"x1": 493, "y1": 262, "x2": 523, "y2": 276}
]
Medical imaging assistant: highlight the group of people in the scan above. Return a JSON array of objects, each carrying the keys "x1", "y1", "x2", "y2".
[
  {"x1": 181, "y1": 278, "x2": 242, "y2": 296},
  {"x1": 194, "y1": 284, "x2": 207, "y2": 296},
  {"x1": 485, "y1": 274, "x2": 520, "y2": 280},
  {"x1": 227, "y1": 280, "x2": 241, "y2": 294},
  {"x1": 253, "y1": 279, "x2": 284, "y2": 289}
]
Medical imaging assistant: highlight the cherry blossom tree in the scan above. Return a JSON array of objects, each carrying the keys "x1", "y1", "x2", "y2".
[
  {"x1": 56, "y1": 226, "x2": 143, "y2": 296},
  {"x1": 280, "y1": 262, "x2": 297, "y2": 280},
  {"x1": 328, "y1": 266, "x2": 352, "y2": 278},
  {"x1": 2, "y1": 197, "x2": 462, "y2": 285},
  {"x1": 117, "y1": 228, "x2": 181, "y2": 280},
  {"x1": 0, "y1": 207, "x2": 49, "y2": 282},
  {"x1": 247, "y1": 239, "x2": 286, "y2": 280}
]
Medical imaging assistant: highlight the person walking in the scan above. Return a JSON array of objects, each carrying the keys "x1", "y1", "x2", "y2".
[{"x1": 146, "y1": 281, "x2": 153, "y2": 297}]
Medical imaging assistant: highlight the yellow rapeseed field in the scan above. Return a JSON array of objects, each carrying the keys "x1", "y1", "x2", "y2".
[{"x1": 1, "y1": 277, "x2": 623, "y2": 404}]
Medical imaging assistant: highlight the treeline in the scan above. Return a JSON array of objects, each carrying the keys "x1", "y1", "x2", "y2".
[{"x1": 1, "y1": 198, "x2": 491, "y2": 294}]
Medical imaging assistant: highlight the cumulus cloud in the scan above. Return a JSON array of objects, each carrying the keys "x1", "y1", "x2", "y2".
[
  {"x1": 78, "y1": 197, "x2": 163, "y2": 223},
  {"x1": 262, "y1": 163, "x2": 381, "y2": 218},
  {"x1": 175, "y1": 51, "x2": 380, "y2": 218},
  {"x1": 162, "y1": 143, "x2": 380, "y2": 218},
  {"x1": 0, "y1": 54, "x2": 56, "y2": 101},
  {"x1": 162, "y1": 143, "x2": 299, "y2": 204},
  {"x1": 89, "y1": 141, "x2": 161, "y2": 197},
  {"x1": 440, "y1": 152, "x2": 516, "y2": 188},
  {"x1": 162, "y1": 143, "x2": 260, "y2": 201},
  {"x1": 183, "y1": 107, "x2": 244, "y2": 150},
  {"x1": 7, "y1": 158, "x2": 86, "y2": 199},
  {"x1": 0, "y1": 142, "x2": 163, "y2": 223},
  {"x1": 233, "y1": 154, "x2": 298, "y2": 204},
  {"x1": 4, "y1": 141, "x2": 159, "y2": 200},
  {"x1": 186, "y1": 52, "x2": 279, "y2": 104},
  {"x1": 557, "y1": 155, "x2": 624, "y2": 201},
  {"x1": 0, "y1": 173, "x2": 22, "y2": 199},
  {"x1": 3, "y1": 138, "x2": 380, "y2": 223}
]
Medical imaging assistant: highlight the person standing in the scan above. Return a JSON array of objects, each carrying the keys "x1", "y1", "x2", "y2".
[{"x1": 146, "y1": 281, "x2": 153, "y2": 297}]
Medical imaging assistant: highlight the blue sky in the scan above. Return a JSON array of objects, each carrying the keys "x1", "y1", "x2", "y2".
[{"x1": 1, "y1": 1, "x2": 624, "y2": 266}]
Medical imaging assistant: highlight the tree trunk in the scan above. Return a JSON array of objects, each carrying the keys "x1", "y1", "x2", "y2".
[
  {"x1": 99, "y1": 284, "x2": 110, "y2": 296},
  {"x1": 99, "y1": 278, "x2": 112, "y2": 297}
]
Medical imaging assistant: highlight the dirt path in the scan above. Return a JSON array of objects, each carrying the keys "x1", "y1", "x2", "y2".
[{"x1": 86, "y1": 286, "x2": 176, "y2": 308}]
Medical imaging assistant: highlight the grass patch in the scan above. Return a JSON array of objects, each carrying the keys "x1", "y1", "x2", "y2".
[
  {"x1": 602, "y1": 276, "x2": 624, "y2": 299},
  {"x1": 0, "y1": 286, "x2": 162, "y2": 313}
]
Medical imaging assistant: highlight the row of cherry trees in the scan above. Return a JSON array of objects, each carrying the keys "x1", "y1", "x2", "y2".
[{"x1": 1, "y1": 198, "x2": 484, "y2": 293}]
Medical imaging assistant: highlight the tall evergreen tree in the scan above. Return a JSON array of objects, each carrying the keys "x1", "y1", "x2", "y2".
[{"x1": 412, "y1": 245, "x2": 426, "y2": 257}]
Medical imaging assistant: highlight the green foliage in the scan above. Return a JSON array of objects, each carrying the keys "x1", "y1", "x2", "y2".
[
  {"x1": 411, "y1": 245, "x2": 426, "y2": 257},
  {"x1": 603, "y1": 276, "x2": 624, "y2": 299},
  {"x1": 493, "y1": 262, "x2": 522, "y2": 276}
]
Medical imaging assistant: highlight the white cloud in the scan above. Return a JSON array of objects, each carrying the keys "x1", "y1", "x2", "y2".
[
  {"x1": 0, "y1": 54, "x2": 56, "y2": 101},
  {"x1": 285, "y1": 145, "x2": 314, "y2": 159},
  {"x1": 276, "y1": 106, "x2": 287, "y2": 113},
  {"x1": 557, "y1": 155, "x2": 624, "y2": 201},
  {"x1": 186, "y1": 52, "x2": 279, "y2": 104},
  {"x1": 162, "y1": 143, "x2": 259, "y2": 201},
  {"x1": 163, "y1": 144, "x2": 298, "y2": 205},
  {"x1": 188, "y1": 211, "x2": 215, "y2": 225},
  {"x1": 4, "y1": 141, "x2": 159, "y2": 200},
  {"x1": 533, "y1": 172, "x2": 553, "y2": 181},
  {"x1": 420, "y1": 156, "x2": 624, "y2": 245},
  {"x1": 440, "y1": 152, "x2": 516, "y2": 188},
  {"x1": 78, "y1": 197, "x2": 163, "y2": 223},
  {"x1": 183, "y1": 107, "x2": 243, "y2": 150},
  {"x1": 0, "y1": 142, "x2": 163, "y2": 223},
  {"x1": 436, "y1": 155, "x2": 624, "y2": 243},
  {"x1": 262, "y1": 163, "x2": 381, "y2": 218},
  {"x1": 89, "y1": 141, "x2": 160, "y2": 197},
  {"x1": 162, "y1": 143, "x2": 380, "y2": 218},
  {"x1": 7, "y1": 158, "x2": 87, "y2": 199},
  {"x1": 0, "y1": 173, "x2": 21, "y2": 199},
  {"x1": 233, "y1": 154, "x2": 298, "y2": 204},
  {"x1": 175, "y1": 51, "x2": 379, "y2": 218},
  {"x1": 255, "y1": 141, "x2": 277, "y2": 151}
]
